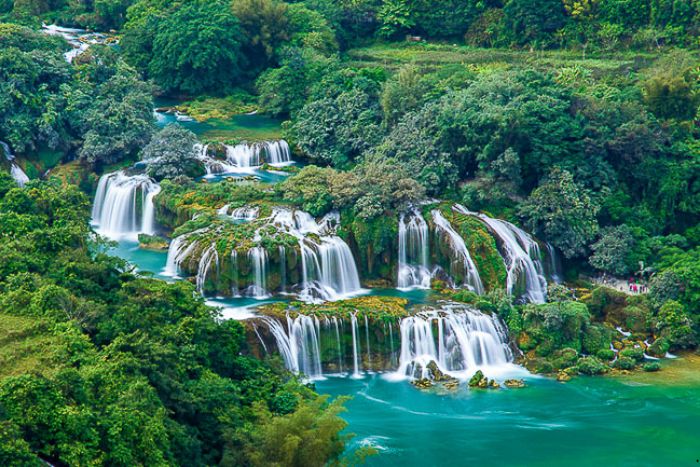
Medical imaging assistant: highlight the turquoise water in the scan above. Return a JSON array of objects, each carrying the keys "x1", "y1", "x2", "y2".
[
  {"x1": 316, "y1": 371, "x2": 700, "y2": 466},
  {"x1": 199, "y1": 168, "x2": 292, "y2": 184},
  {"x1": 154, "y1": 99, "x2": 283, "y2": 141},
  {"x1": 109, "y1": 240, "x2": 171, "y2": 280}
]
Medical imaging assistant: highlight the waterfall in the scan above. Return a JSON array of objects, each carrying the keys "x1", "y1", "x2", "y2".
[
  {"x1": 454, "y1": 205, "x2": 547, "y2": 303},
  {"x1": 546, "y1": 243, "x2": 563, "y2": 284},
  {"x1": 91, "y1": 171, "x2": 161, "y2": 240},
  {"x1": 195, "y1": 140, "x2": 294, "y2": 176},
  {"x1": 431, "y1": 210, "x2": 484, "y2": 294},
  {"x1": 269, "y1": 208, "x2": 362, "y2": 302},
  {"x1": 163, "y1": 229, "x2": 205, "y2": 277},
  {"x1": 333, "y1": 317, "x2": 343, "y2": 373},
  {"x1": 162, "y1": 207, "x2": 360, "y2": 302},
  {"x1": 392, "y1": 303, "x2": 514, "y2": 381},
  {"x1": 279, "y1": 246, "x2": 287, "y2": 292},
  {"x1": 196, "y1": 244, "x2": 219, "y2": 294},
  {"x1": 230, "y1": 249, "x2": 240, "y2": 296},
  {"x1": 257, "y1": 302, "x2": 522, "y2": 380},
  {"x1": 42, "y1": 24, "x2": 89, "y2": 62},
  {"x1": 261, "y1": 140, "x2": 292, "y2": 166},
  {"x1": 226, "y1": 143, "x2": 261, "y2": 169},
  {"x1": 217, "y1": 204, "x2": 259, "y2": 221},
  {"x1": 397, "y1": 210, "x2": 432, "y2": 290},
  {"x1": 351, "y1": 313, "x2": 362, "y2": 378},
  {"x1": 247, "y1": 247, "x2": 270, "y2": 299},
  {"x1": 1, "y1": 141, "x2": 29, "y2": 187},
  {"x1": 258, "y1": 314, "x2": 323, "y2": 379}
]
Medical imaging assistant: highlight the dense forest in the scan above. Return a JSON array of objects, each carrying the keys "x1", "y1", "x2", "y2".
[{"x1": 1, "y1": 0, "x2": 700, "y2": 465}]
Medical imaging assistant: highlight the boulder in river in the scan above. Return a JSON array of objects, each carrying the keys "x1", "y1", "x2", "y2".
[{"x1": 504, "y1": 379, "x2": 526, "y2": 388}]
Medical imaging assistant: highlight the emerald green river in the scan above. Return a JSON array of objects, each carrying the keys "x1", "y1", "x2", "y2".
[{"x1": 317, "y1": 364, "x2": 700, "y2": 466}]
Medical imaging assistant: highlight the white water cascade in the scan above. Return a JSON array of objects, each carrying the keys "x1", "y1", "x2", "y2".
[
  {"x1": 455, "y1": 205, "x2": 547, "y2": 303},
  {"x1": 163, "y1": 229, "x2": 206, "y2": 277},
  {"x1": 391, "y1": 303, "x2": 517, "y2": 381},
  {"x1": 256, "y1": 302, "x2": 522, "y2": 381},
  {"x1": 196, "y1": 140, "x2": 294, "y2": 176},
  {"x1": 91, "y1": 171, "x2": 161, "y2": 240},
  {"x1": 218, "y1": 204, "x2": 260, "y2": 221},
  {"x1": 196, "y1": 244, "x2": 219, "y2": 294},
  {"x1": 431, "y1": 210, "x2": 484, "y2": 294},
  {"x1": 42, "y1": 24, "x2": 89, "y2": 62},
  {"x1": 397, "y1": 210, "x2": 432, "y2": 290},
  {"x1": 1, "y1": 141, "x2": 29, "y2": 187},
  {"x1": 262, "y1": 140, "x2": 293, "y2": 166},
  {"x1": 269, "y1": 208, "x2": 362, "y2": 302},
  {"x1": 161, "y1": 207, "x2": 362, "y2": 302},
  {"x1": 546, "y1": 243, "x2": 563, "y2": 284},
  {"x1": 257, "y1": 314, "x2": 324, "y2": 379},
  {"x1": 248, "y1": 247, "x2": 270, "y2": 299}
]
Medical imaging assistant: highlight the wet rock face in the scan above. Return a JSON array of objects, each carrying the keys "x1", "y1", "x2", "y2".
[{"x1": 410, "y1": 360, "x2": 460, "y2": 390}]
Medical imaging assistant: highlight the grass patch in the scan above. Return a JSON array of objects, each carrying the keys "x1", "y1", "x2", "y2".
[
  {"x1": 343, "y1": 41, "x2": 675, "y2": 81},
  {"x1": 259, "y1": 295, "x2": 410, "y2": 321},
  {"x1": 177, "y1": 90, "x2": 257, "y2": 122},
  {"x1": 0, "y1": 314, "x2": 64, "y2": 379}
]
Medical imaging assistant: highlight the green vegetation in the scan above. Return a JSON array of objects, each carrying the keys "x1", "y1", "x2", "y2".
[
  {"x1": 0, "y1": 173, "x2": 351, "y2": 464},
  {"x1": 175, "y1": 92, "x2": 258, "y2": 122},
  {"x1": 2, "y1": 0, "x2": 700, "y2": 462},
  {"x1": 259, "y1": 295, "x2": 410, "y2": 320}
]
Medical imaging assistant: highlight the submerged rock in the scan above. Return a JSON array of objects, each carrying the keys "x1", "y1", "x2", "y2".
[
  {"x1": 443, "y1": 380, "x2": 460, "y2": 391},
  {"x1": 504, "y1": 379, "x2": 526, "y2": 388},
  {"x1": 556, "y1": 371, "x2": 571, "y2": 382},
  {"x1": 411, "y1": 378, "x2": 434, "y2": 390},
  {"x1": 427, "y1": 361, "x2": 450, "y2": 382},
  {"x1": 411, "y1": 360, "x2": 460, "y2": 390}
]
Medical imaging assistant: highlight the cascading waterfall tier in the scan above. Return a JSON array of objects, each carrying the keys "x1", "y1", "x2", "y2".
[
  {"x1": 391, "y1": 303, "x2": 515, "y2": 381},
  {"x1": 91, "y1": 171, "x2": 161, "y2": 240},
  {"x1": 252, "y1": 302, "x2": 521, "y2": 381},
  {"x1": 218, "y1": 204, "x2": 260, "y2": 221},
  {"x1": 454, "y1": 204, "x2": 547, "y2": 304},
  {"x1": 397, "y1": 210, "x2": 432, "y2": 290},
  {"x1": 431, "y1": 210, "x2": 485, "y2": 294},
  {"x1": 195, "y1": 140, "x2": 293, "y2": 176},
  {"x1": 1, "y1": 141, "x2": 29, "y2": 187},
  {"x1": 163, "y1": 206, "x2": 363, "y2": 302}
]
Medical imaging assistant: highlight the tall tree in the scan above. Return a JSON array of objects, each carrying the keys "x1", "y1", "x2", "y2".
[{"x1": 149, "y1": 0, "x2": 245, "y2": 94}]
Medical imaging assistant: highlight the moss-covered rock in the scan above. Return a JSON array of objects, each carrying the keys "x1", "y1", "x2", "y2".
[
  {"x1": 612, "y1": 356, "x2": 636, "y2": 370},
  {"x1": 575, "y1": 356, "x2": 609, "y2": 375},
  {"x1": 647, "y1": 337, "x2": 670, "y2": 358},
  {"x1": 551, "y1": 347, "x2": 578, "y2": 370},
  {"x1": 468, "y1": 370, "x2": 485, "y2": 387},
  {"x1": 446, "y1": 209, "x2": 507, "y2": 292},
  {"x1": 504, "y1": 379, "x2": 526, "y2": 388},
  {"x1": 620, "y1": 347, "x2": 644, "y2": 362},
  {"x1": 138, "y1": 234, "x2": 169, "y2": 251},
  {"x1": 596, "y1": 349, "x2": 616, "y2": 361}
]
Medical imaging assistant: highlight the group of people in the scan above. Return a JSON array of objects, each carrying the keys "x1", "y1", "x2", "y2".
[{"x1": 628, "y1": 278, "x2": 648, "y2": 294}]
